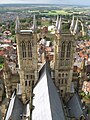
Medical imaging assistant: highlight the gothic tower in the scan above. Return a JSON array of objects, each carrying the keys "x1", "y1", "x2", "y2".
[
  {"x1": 54, "y1": 16, "x2": 76, "y2": 97},
  {"x1": 15, "y1": 16, "x2": 38, "y2": 102}
]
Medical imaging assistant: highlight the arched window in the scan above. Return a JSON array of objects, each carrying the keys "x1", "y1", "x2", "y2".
[
  {"x1": 66, "y1": 73, "x2": 68, "y2": 77},
  {"x1": 26, "y1": 75, "x2": 28, "y2": 79},
  {"x1": 58, "y1": 79, "x2": 60, "y2": 84},
  {"x1": 61, "y1": 42, "x2": 65, "y2": 58},
  {"x1": 28, "y1": 41, "x2": 32, "y2": 58},
  {"x1": 59, "y1": 73, "x2": 61, "y2": 77},
  {"x1": 62, "y1": 73, "x2": 64, "y2": 77},
  {"x1": 29, "y1": 81, "x2": 30, "y2": 86},
  {"x1": 61, "y1": 79, "x2": 63, "y2": 84},
  {"x1": 66, "y1": 42, "x2": 71, "y2": 57},
  {"x1": 65, "y1": 79, "x2": 67, "y2": 84},
  {"x1": 22, "y1": 42, "x2": 26, "y2": 58},
  {"x1": 25, "y1": 81, "x2": 27, "y2": 86}
]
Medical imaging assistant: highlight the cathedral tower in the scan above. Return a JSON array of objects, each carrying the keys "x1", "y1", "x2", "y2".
[
  {"x1": 54, "y1": 16, "x2": 76, "y2": 97},
  {"x1": 15, "y1": 16, "x2": 38, "y2": 102}
]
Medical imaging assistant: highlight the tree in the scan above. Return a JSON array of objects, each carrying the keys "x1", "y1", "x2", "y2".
[
  {"x1": 49, "y1": 19, "x2": 53, "y2": 25},
  {"x1": 37, "y1": 21, "x2": 41, "y2": 26}
]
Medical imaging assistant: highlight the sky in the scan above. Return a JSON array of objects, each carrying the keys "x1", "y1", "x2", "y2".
[{"x1": 0, "y1": 0, "x2": 90, "y2": 6}]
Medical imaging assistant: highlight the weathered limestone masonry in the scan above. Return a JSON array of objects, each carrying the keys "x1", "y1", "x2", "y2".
[{"x1": 54, "y1": 33, "x2": 76, "y2": 98}]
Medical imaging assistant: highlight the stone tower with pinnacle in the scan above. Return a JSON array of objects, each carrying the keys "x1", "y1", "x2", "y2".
[
  {"x1": 15, "y1": 15, "x2": 38, "y2": 103},
  {"x1": 54, "y1": 16, "x2": 76, "y2": 97}
]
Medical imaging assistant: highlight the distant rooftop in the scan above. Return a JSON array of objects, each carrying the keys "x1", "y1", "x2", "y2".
[{"x1": 20, "y1": 30, "x2": 33, "y2": 33}]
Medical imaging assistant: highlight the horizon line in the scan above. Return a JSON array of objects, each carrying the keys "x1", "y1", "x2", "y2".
[{"x1": 0, "y1": 3, "x2": 90, "y2": 6}]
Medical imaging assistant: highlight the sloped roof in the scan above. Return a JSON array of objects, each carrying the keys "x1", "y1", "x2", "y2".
[
  {"x1": 67, "y1": 93, "x2": 83, "y2": 119},
  {"x1": 10, "y1": 96, "x2": 23, "y2": 120},
  {"x1": 5, "y1": 91, "x2": 24, "y2": 120},
  {"x1": 32, "y1": 62, "x2": 65, "y2": 120},
  {"x1": 5, "y1": 91, "x2": 30, "y2": 120}
]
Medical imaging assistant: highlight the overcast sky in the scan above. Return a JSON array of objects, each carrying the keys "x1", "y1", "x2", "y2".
[{"x1": 0, "y1": 0, "x2": 90, "y2": 5}]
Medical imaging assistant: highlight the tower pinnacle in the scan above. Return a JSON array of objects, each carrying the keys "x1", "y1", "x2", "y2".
[
  {"x1": 55, "y1": 15, "x2": 59, "y2": 29},
  {"x1": 32, "y1": 15, "x2": 36, "y2": 32},
  {"x1": 70, "y1": 16, "x2": 75, "y2": 34},
  {"x1": 57, "y1": 16, "x2": 62, "y2": 33},
  {"x1": 73, "y1": 17, "x2": 78, "y2": 35},
  {"x1": 15, "y1": 16, "x2": 20, "y2": 34}
]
